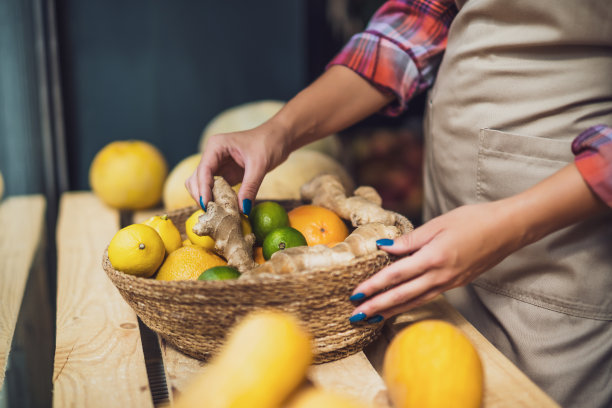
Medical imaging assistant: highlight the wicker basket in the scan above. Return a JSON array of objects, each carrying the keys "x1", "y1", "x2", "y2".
[{"x1": 103, "y1": 203, "x2": 393, "y2": 364}]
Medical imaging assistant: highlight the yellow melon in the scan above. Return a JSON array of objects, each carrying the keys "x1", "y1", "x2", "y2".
[
  {"x1": 383, "y1": 320, "x2": 484, "y2": 408},
  {"x1": 174, "y1": 310, "x2": 312, "y2": 408},
  {"x1": 89, "y1": 140, "x2": 167, "y2": 210},
  {"x1": 199, "y1": 100, "x2": 342, "y2": 159},
  {"x1": 163, "y1": 154, "x2": 200, "y2": 210},
  {"x1": 257, "y1": 150, "x2": 353, "y2": 200}
]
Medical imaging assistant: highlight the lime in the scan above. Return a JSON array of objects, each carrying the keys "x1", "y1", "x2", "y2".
[
  {"x1": 262, "y1": 227, "x2": 307, "y2": 260},
  {"x1": 250, "y1": 201, "x2": 289, "y2": 245},
  {"x1": 198, "y1": 265, "x2": 241, "y2": 281}
]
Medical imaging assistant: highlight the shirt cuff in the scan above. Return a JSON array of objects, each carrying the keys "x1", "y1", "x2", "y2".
[
  {"x1": 327, "y1": 32, "x2": 424, "y2": 116},
  {"x1": 572, "y1": 124, "x2": 612, "y2": 207}
]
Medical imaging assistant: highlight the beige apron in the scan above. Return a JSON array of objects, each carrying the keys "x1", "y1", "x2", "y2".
[{"x1": 423, "y1": 0, "x2": 612, "y2": 406}]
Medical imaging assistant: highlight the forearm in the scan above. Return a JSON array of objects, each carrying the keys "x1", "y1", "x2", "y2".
[
  {"x1": 271, "y1": 65, "x2": 394, "y2": 151},
  {"x1": 501, "y1": 163, "x2": 609, "y2": 249}
]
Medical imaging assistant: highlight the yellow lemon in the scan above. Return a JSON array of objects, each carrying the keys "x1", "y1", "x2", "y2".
[
  {"x1": 185, "y1": 209, "x2": 251, "y2": 250},
  {"x1": 286, "y1": 388, "x2": 370, "y2": 408},
  {"x1": 155, "y1": 245, "x2": 226, "y2": 281},
  {"x1": 142, "y1": 214, "x2": 182, "y2": 254},
  {"x1": 89, "y1": 140, "x2": 168, "y2": 210},
  {"x1": 383, "y1": 320, "x2": 484, "y2": 408},
  {"x1": 108, "y1": 224, "x2": 165, "y2": 278}
]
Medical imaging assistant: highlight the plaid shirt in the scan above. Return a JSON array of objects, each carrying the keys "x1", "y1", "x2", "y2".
[{"x1": 328, "y1": 0, "x2": 612, "y2": 207}]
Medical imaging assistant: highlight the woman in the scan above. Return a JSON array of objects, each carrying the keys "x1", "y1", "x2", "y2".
[{"x1": 187, "y1": 1, "x2": 612, "y2": 406}]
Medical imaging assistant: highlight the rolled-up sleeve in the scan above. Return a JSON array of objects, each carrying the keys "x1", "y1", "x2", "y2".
[
  {"x1": 572, "y1": 124, "x2": 612, "y2": 207},
  {"x1": 327, "y1": 0, "x2": 457, "y2": 116}
]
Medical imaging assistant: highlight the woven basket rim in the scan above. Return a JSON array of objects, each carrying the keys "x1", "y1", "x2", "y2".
[{"x1": 103, "y1": 248, "x2": 390, "y2": 288}]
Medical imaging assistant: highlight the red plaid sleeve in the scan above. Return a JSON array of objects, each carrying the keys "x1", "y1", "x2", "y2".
[
  {"x1": 327, "y1": 0, "x2": 458, "y2": 116},
  {"x1": 572, "y1": 124, "x2": 612, "y2": 207}
]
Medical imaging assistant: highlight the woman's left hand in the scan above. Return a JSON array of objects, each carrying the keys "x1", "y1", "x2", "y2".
[{"x1": 349, "y1": 201, "x2": 523, "y2": 323}]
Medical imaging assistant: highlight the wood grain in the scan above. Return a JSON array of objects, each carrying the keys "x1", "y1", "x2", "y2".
[
  {"x1": 367, "y1": 296, "x2": 560, "y2": 408},
  {"x1": 53, "y1": 193, "x2": 153, "y2": 407},
  {"x1": 0, "y1": 195, "x2": 46, "y2": 388}
]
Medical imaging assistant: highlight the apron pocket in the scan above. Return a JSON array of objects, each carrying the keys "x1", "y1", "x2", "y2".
[{"x1": 476, "y1": 128, "x2": 573, "y2": 202}]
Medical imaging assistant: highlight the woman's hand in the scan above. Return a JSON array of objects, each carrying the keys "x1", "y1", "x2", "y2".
[
  {"x1": 349, "y1": 201, "x2": 523, "y2": 323},
  {"x1": 185, "y1": 120, "x2": 290, "y2": 214}
]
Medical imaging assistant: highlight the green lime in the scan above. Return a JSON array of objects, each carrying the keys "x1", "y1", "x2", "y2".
[
  {"x1": 262, "y1": 227, "x2": 308, "y2": 260},
  {"x1": 198, "y1": 266, "x2": 240, "y2": 281},
  {"x1": 250, "y1": 201, "x2": 290, "y2": 245}
]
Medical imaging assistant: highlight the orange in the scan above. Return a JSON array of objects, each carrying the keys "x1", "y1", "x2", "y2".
[
  {"x1": 155, "y1": 245, "x2": 227, "y2": 281},
  {"x1": 253, "y1": 247, "x2": 265, "y2": 264},
  {"x1": 89, "y1": 140, "x2": 168, "y2": 209},
  {"x1": 288, "y1": 205, "x2": 349, "y2": 246}
]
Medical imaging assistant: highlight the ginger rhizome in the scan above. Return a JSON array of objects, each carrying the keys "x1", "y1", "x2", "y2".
[
  {"x1": 250, "y1": 223, "x2": 401, "y2": 275},
  {"x1": 300, "y1": 174, "x2": 413, "y2": 234},
  {"x1": 192, "y1": 178, "x2": 256, "y2": 274}
]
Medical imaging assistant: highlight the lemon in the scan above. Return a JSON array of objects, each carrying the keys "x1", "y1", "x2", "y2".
[
  {"x1": 262, "y1": 227, "x2": 307, "y2": 260},
  {"x1": 155, "y1": 245, "x2": 227, "y2": 281},
  {"x1": 108, "y1": 224, "x2": 165, "y2": 278},
  {"x1": 250, "y1": 201, "x2": 289, "y2": 245},
  {"x1": 186, "y1": 209, "x2": 252, "y2": 250},
  {"x1": 89, "y1": 140, "x2": 168, "y2": 210},
  {"x1": 182, "y1": 239, "x2": 193, "y2": 246},
  {"x1": 142, "y1": 214, "x2": 182, "y2": 254},
  {"x1": 198, "y1": 266, "x2": 240, "y2": 281}
]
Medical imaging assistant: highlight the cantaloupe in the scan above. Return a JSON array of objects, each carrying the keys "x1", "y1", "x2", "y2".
[
  {"x1": 199, "y1": 100, "x2": 342, "y2": 159},
  {"x1": 163, "y1": 154, "x2": 200, "y2": 210}
]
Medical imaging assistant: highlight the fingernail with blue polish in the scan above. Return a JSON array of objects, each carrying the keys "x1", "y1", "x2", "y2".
[
  {"x1": 242, "y1": 199, "x2": 252, "y2": 216},
  {"x1": 376, "y1": 238, "x2": 394, "y2": 247},
  {"x1": 199, "y1": 196, "x2": 206, "y2": 212},
  {"x1": 350, "y1": 292, "x2": 366, "y2": 301},
  {"x1": 367, "y1": 315, "x2": 384, "y2": 324},
  {"x1": 349, "y1": 312, "x2": 367, "y2": 323}
]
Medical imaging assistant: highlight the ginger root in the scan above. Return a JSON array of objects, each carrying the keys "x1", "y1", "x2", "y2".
[
  {"x1": 192, "y1": 177, "x2": 256, "y2": 274},
  {"x1": 249, "y1": 223, "x2": 401, "y2": 275},
  {"x1": 300, "y1": 174, "x2": 413, "y2": 234}
]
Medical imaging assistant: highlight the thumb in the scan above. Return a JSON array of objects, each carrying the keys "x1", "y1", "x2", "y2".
[
  {"x1": 237, "y1": 160, "x2": 265, "y2": 216},
  {"x1": 379, "y1": 222, "x2": 438, "y2": 256}
]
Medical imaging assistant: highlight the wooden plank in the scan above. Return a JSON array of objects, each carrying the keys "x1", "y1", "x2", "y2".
[
  {"x1": 53, "y1": 192, "x2": 153, "y2": 407},
  {"x1": 308, "y1": 351, "x2": 391, "y2": 408},
  {"x1": 367, "y1": 296, "x2": 560, "y2": 408},
  {"x1": 0, "y1": 195, "x2": 46, "y2": 388}
]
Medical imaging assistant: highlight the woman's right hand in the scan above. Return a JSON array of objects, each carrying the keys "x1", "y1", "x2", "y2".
[{"x1": 185, "y1": 119, "x2": 291, "y2": 215}]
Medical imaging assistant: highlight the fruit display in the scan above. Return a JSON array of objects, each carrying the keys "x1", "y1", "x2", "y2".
[
  {"x1": 89, "y1": 140, "x2": 168, "y2": 210},
  {"x1": 383, "y1": 320, "x2": 484, "y2": 408}
]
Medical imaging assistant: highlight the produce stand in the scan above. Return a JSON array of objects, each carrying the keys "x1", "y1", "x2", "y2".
[{"x1": 51, "y1": 192, "x2": 560, "y2": 407}]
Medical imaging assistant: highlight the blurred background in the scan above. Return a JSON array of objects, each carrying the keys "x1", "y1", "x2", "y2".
[{"x1": 0, "y1": 1, "x2": 425, "y2": 406}]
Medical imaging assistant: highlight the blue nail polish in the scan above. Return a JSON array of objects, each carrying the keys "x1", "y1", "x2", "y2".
[
  {"x1": 199, "y1": 196, "x2": 206, "y2": 212},
  {"x1": 350, "y1": 292, "x2": 366, "y2": 301},
  {"x1": 367, "y1": 315, "x2": 384, "y2": 324},
  {"x1": 242, "y1": 198, "x2": 252, "y2": 216},
  {"x1": 349, "y1": 312, "x2": 367, "y2": 323},
  {"x1": 376, "y1": 238, "x2": 394, "y2": 247}
]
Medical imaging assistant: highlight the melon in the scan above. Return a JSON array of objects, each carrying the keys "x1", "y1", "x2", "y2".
[
  {"x1": 163, "y1": 154, "x2": 200, "y2": 210},
  {"x1": 199, "y1": 100, "x2": 342, "y2": 159},
  {"x1": 89, "y1": 140, "x2": 168, "y2": 210},
  {"x1": 257, "y1": 150, "x2": 354, "y2": 200}
]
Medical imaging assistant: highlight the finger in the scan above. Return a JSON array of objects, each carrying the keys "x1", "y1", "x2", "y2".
[
  {"x1": 371, "y1": 289, "x2": 443, "y2": 321},
  {"x1": 352, "y1": 272, "x2": 440, "y2": 320},
  {"x1": 237, "y1": 159, "x2": 265, "y2": 215},
  {"x1": 377, "y1": 222, "x2": 439, "y2": 256},
  {"x1": 196, "y1": 153, "x2": 218, "y2": 209}
]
